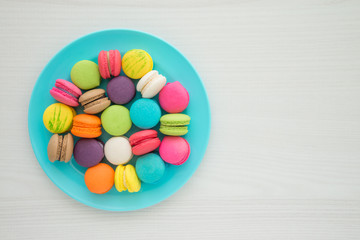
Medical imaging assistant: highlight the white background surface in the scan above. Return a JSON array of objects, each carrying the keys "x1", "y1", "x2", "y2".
[{"x1": 1, "y1": 0, "x2": 360, "y2": 239}]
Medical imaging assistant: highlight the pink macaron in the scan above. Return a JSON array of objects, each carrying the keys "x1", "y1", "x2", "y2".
[
  {"x1": 159, "y1": 136, "x2": 190, "y2": 165},
  {"x1": 159, "y1": 81, "x2": 189, "y2": 113},
  {"x1": 98, "y1": 50, "x2": 121, "y2": 79},
  {"x1": 50, "y1": 79, "x2": 82, "y2": 107},
  {"x1": 129, "y1": 130, "x2": 161, "y2": 156}
]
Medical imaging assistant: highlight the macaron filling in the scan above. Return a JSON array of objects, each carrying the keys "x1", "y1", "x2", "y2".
[
  {"x1": 99, "y1": 50, "x2": 121, "y2": 79},
  {"x1": 130, "y1": 134, "x2": 158, "y2": 146},
  {"x1": 56, "y1": 135, "x2": 70, "y2": 162},
  {"x1": 59, "y1": 134, "x2": 67, "y2": 161},
  {"x1": 142, "y1": 75, "x2": 166, "y2": 93},
  {"x1": 123, "y1": 169, "x2": 127, "y2": 189},
  {"x1": 160, "y1": 124, "x2": 189, "y2": 132},
  {"x1": 56, "y1": 135, "x2": 63, "y2": 160},
  {"x1": 160, "y1": 125, "x2": 188, "y2": 129},
  {"x1": 81, "y1": 92, "x2": 108, "y2": 109},
  {"x1": 107, "y1": 51, "x2": 112, "y2": 74}
]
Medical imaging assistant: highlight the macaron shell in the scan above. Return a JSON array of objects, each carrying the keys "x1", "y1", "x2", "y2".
[
  {"x1": 114, "y1": 165, "x2": 127, "y2": 192},
  {"x1": 50, "y1": 88, "x2": 79, "y2": 107},
  {"x1": 159, "y1": 136, "x2": 190, "y2": 165},
  {"x1": 110, "y1": 50, "x2": 121, "y2": 77},
  {"x1": 72, "y1": 114, "x2": 101, "y2": 127},
  {"x1": 47, "y1": 134, "x2": 60, "y2": 162},
  {"x1": 130, "y1": 99, "x2": 161, "y2": 129},
  {"x1": 101, "y1": 105, "x2": 132, "y2": 136},
  {"x1": 132, "y1": 138, "x2": 161, "y2": 155},
  {"x1": 62, "y1": 133, "x2": 74, "y2": 163},
  {"x1": 159, "y1": 81, "x2": 189, "y2": 113},
  {"x1": 107, "y1": 76, "x2": 135, "y2": 105},
  {"x1": 79, "y1": 88, "x2": 105, "y2": 105},
  {"x1": 135, "y1": 153, "x2": 166, "y2": 183},
  {"x1": 129, "y1": 129, "x2": 158, "y2": 146},
  {"x1": 55, "y1": 79, "x2": 82, "y2": 97},
  {"x1": 160, "y1": 113, "x2": 191, "y2": 126},
  {"x1": 83, "y1": 98, "x2": 111, "y2": 114},
  {"x1": 71, "y1": 126, "x2": 102, "y2": 138},
  {"x1": 159, "y1": 113, "x2": 190, "y2": 136},
  {"x1": 84, "y1": 163, "x2": 114, "y2": 194},
  {"x1": 124, "y1": 165, "x2": 141, "y2": 193},
  {"x1": 74, "y1": 138, "x2": 104, "y2": 167},
  {"x1": 141, "y1": 75, "x2": 166, "y2": 98},
  {"x1": 43, "y1": 103, "x2": 73, "y2": 133},
  {"x1": 159, "y1": 125, "x2": 188, "y2": 136},
  {"x1": 136, "y1": 70, "x2": 158, "y2": 92},
  {"x1": 104, "y1": 137, "x2": 133, "y2": 165},
  {"x1": 71, "y1": 60, "x2": 101, "y2": 90},
  {"x1": 122, "y1": 49, "x2": 153, "y2": 79},
  {"x1": 71, "y1": 114, "x2": 102, "y2": 138},
  {"x1": 98, "y1": 51, "x2": 110, "y2": 79}
]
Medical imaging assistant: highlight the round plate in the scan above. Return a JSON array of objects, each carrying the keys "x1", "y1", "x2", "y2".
[{"x1": 28, "y1": 29, "x2": 211, "y2": 211}]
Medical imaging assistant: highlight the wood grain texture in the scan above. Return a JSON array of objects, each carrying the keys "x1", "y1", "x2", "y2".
[{"x1": 1, "y1": 0, "x2": 360, "y2": 239}]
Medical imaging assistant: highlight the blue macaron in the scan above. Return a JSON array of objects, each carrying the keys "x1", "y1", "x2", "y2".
[
  {"x1": 135, "y1": 153, "x2": 166, "y2": 184},
  {"x1": 130, "y1": 99, "x2": 161, "y2": 129}
]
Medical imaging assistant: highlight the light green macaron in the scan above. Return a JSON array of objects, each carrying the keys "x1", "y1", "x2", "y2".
[
  {"x1": 159, "y1": 113, "x2": 191, "y2": 136},
  {"x1": 71, "y1": 60, "x2": 101, "y2": 90},
  {"x1": 101, "y1": 105, "x2": 132, "y2": 136}
]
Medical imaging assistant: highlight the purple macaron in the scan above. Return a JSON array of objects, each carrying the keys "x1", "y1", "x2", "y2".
[
  {"x1": 107, "y1": 76, "x2": 135, "y2": 104},
  {"x1": 74, "y1": 138, "x2": 104, "y2": 167}
]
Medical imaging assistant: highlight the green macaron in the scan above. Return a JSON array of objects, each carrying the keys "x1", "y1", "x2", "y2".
[
  {"x1": 159, "y1": 113, "x2": 191, "y2": 136},
  {"x1": 101, "y1": 105, "x2": 132, "y2": 136},
  {"x1": 71, "y1": 60, "x2": 101, "y2": 90}
]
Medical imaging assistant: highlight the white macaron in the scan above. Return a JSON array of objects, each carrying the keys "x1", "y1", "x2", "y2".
[
  {"x1": 136, "y1": 70, "x2": 166, "y2": 98},
  {"x1": 104, "y1": 136, "x2": 133, "y2": 165}
]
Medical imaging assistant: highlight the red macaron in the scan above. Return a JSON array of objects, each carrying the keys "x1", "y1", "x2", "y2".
[
  {"x1": 129, "y1": 130, "x2": 161, "y2": 155},
  {"x1": 98, "y1": 50, "x2": 121, "y2": 79}
]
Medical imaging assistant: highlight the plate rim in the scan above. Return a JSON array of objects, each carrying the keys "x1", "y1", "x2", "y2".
[{"x1": 28, "y1": 29, "x2": 211, "y2": 211}]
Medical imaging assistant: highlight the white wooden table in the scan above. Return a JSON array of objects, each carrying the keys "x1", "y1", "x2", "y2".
[{"x1": 1, "y1": 0, "x2": 360, "y2": 239}]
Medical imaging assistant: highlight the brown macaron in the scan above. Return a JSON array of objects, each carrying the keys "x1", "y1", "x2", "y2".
[
  {"x1": 79, "y1": 89, "x2": 111, "y2": 114},
  {"x1": 47, "y1": 133, "x2": 74, "y2": 163}
]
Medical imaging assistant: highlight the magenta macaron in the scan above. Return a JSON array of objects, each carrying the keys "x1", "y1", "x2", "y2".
[
  {"x1": 50, "y1": 79, "x2": 82, "y2": 107},
  {"x1": 129, "y1": 130, "x2": 161, "y2": 156},
  {"x1": 98, "y1": 50, "x2": 121, "y2": 79},
  {"x1": 159, "y1": 81, "x2": 189, "y2": 113},
  {"x1": 159, "y1": 136, "x2": 190, "y2": 165}
]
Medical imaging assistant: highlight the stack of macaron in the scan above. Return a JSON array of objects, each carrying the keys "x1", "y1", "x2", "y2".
[{"x1": 43, "y1": 48, "x2": 191, "y2": 195}]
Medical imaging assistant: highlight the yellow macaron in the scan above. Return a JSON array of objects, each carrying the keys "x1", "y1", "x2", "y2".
[
  {"x1": 43, "y1": 103, "x2": 76, "y2": 133},
  {"x1": 114, "y1": 164, "x2": 141, "y2": 193},
  {"x1": 122, "y1": 49, "x2": 153, "y2": 79}
]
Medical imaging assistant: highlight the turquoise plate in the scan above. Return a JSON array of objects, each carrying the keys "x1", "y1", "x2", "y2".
[{"x1": 28, "y1": 29, "x2": 211, "y2": 211}]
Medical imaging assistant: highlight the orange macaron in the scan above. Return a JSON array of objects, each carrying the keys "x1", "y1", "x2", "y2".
[
  {"x1": 71, "y1": 114, "x2": 102, "y2": 138},
  {"x1": 84, "y1": 163, "x2": 115, "y2": 194}
]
